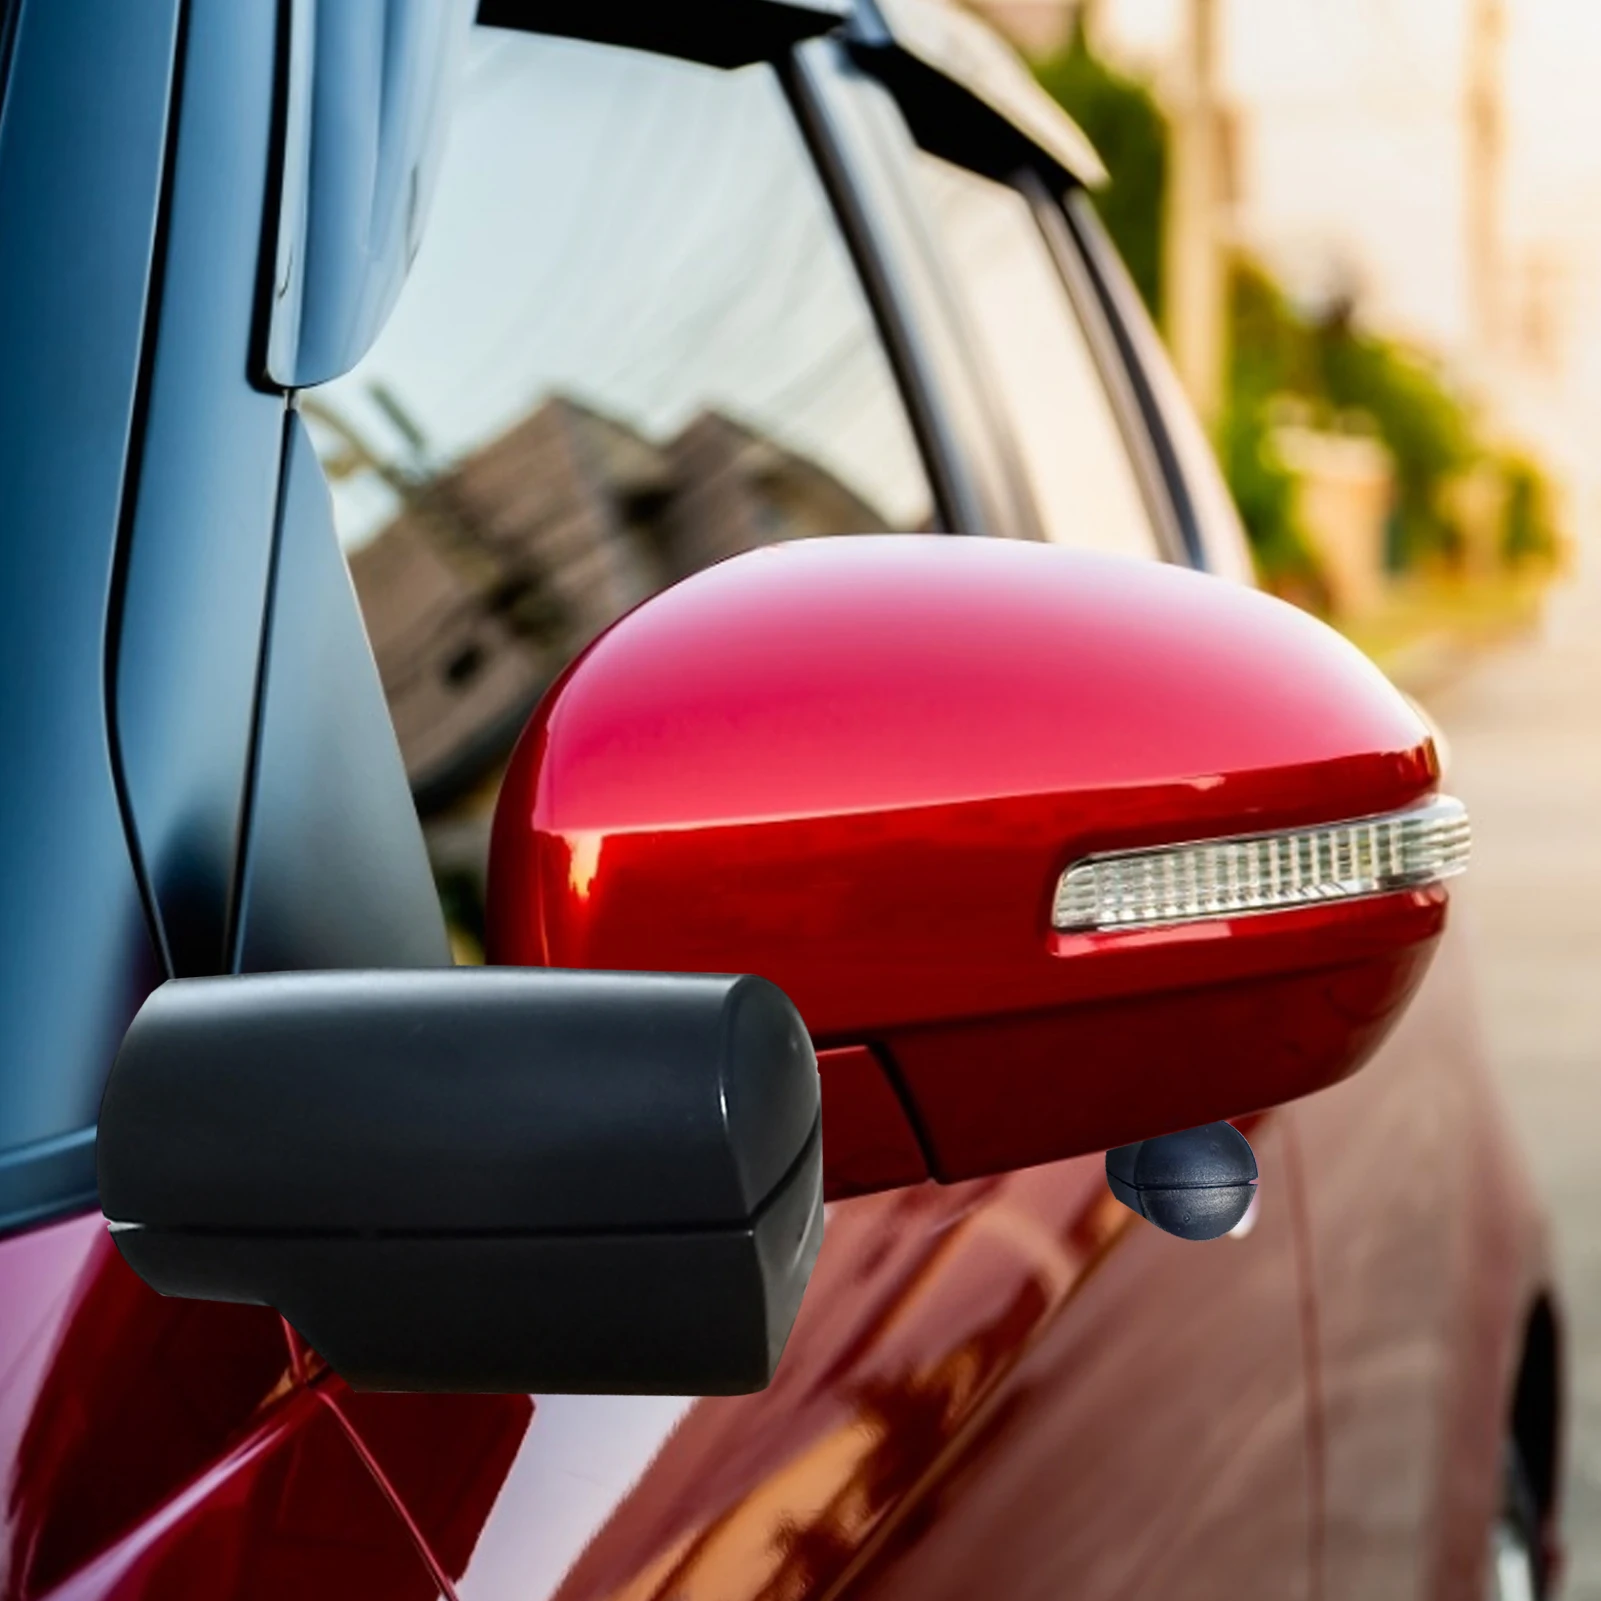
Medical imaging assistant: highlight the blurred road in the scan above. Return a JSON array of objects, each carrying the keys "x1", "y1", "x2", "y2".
[{"x1": 1430, "y1": 568, "x2": 1601, "y2": 1597}]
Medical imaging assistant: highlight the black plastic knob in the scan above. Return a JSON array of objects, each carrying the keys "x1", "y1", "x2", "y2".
[{"x1": 1105, "y1": 1122, "x2": 1259, "y2": 1242}]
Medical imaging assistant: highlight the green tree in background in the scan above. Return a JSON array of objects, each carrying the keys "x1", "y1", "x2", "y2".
[
  {"x1": 1033, "y1": 19, "x2": 1560, "y2": 595},
  {"x1": 1313, "y1": 303, "x2": 1475, "y2": 566},
  {"x1": 1036, "y1": 23, "x2": 1317, "y2": 580},
  {"x1": 1225, "y1": 263, "x2": 1476, "y2": 571},
  {"x1": 1033, "y1": 21, "x2": 1167, "y2": 316},
  {"x1": 1500, "y1": 451, "x2": 1563, "y2": 566},
  {"x1": 1217, "y1": 263, "x2": 1320, "y2": 589}
]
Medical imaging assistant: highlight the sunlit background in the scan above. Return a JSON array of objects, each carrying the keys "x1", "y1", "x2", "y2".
[{"x1": 962, "y1": 0, "x2": 1601, "y2": 1588}]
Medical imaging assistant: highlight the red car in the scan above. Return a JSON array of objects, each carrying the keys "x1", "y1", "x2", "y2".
[{"x1": 0, "y1": 2, "x2": 1559, "y2": 1599}]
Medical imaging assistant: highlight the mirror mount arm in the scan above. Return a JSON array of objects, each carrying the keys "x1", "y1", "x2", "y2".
[{"x1": 98, "y1": 968, "x2": 824, "y2": 1395}]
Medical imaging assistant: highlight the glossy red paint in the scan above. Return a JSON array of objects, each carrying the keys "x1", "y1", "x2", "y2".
[
  {"x1": 816, "y1": 1046, "x2": 928, "y2": 1197},
  {"x1": 318, "y1": 1387, "x2": 534, "y2": 1583},
  {"x1": 817, "y1": 1118, "x2": 1316, "y2": 1601},
  {"x1": 332, "y1": 1114, "x2": 1312, "y2": 1601},
  {"x1": 887, "y1": 900, "x2": 1442, "y2": 1177},
  {"x1": 1289, "y1": 923, "x2": 1558, "y2": 1600},
  {"x1": 390, "y1": 1154, "x2": 1140, "y2": 1600},
  {"x1": 36, "y1": 1391, "x2": 440, "y2": 1601},
  {"x1": 0, "y1": 1213, "x2": 296, "y2": 1598},
  {"x1": 0, "y1": 1215, "x2": 466, "y2": 1599},
  {"x1": 312, "y1": 932, "x2": 1550, "y2": 1601},
  {"x1": 489, "y1": 537, "x2": 1447, "y2": 1184}
]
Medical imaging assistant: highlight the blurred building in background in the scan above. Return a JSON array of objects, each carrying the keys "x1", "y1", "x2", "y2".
[
  {"x1": 321, "y1": 391, "x2": 893, "y2": 951},
  {"x1": 345, "y1": 395, "x2": 886, "y2": 807}
]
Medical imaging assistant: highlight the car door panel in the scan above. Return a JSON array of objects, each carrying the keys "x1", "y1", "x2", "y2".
[
  {"x1": 33, "y1": 1393, "x2": 444, "y2": 1601},
  {"x1": 837, "y1": 1114, "x2": 1312, "y2": 1601},
  {"x1": 0, "y1": 1214, "x2": 444, "y2": 1601},
  {"x1": 336, "y1": 1132, "x2": 1309, "y2": 1601},
  {"x1": 1293, "y1": 925, "x2": 1551, "y2": 1601},
  {"x1": 347, "y1": 1155, "x2": 1124, "y2": 1600},
  {"x1": 315, "y1": 1387, "x2": 534, "y2": 1588}
]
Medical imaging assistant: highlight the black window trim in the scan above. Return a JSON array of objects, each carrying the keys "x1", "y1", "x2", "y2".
[
  {"x1": 784, "y1": 35, "x2": 1038, "y2": 539},
  {"x1": 1060, "y1": 189, "x2": 1212, "y2": 569},
  {"x1": 475, "y1": 0, "x2": 848, "y2": 70},
  {"x1": 845, "y1": 54, "x2": 1183, "y2": 563},
  {"x1": 839, "y1": 2, "x2": 1213, "y2": 571},
  {"x1": 779, "y1": 45, "x2": 961, "y2": 535},
  {"x1": 1018, "y1": 167, "x2": 1190, "y2": 566}
]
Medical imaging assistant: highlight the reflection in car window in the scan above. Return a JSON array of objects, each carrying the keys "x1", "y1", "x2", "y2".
[
  {"x1": 911, "y1": 153, "x2": 1160, "y2": 561},
  {"x1": 308, "y1": 28, "x2": 936, "y2": 957}
]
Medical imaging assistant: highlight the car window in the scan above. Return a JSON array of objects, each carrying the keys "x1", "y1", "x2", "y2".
[
  {"x1": 307, "y1": 27, "x2": 937, "y2": 957},
  {"x1": 909, "y1": 151, "x2": 1161, "y2": 561},
  {"x1": 1063, "y1": 192, "x2": 1256, "y2": 583}
]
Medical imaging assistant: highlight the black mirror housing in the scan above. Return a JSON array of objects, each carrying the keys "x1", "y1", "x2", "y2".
[{"x1": 98, "y1": 969, "x2": 823, "y2": 1395}]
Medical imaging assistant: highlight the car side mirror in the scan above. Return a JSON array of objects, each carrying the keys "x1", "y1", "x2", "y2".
[
  {"x1": 488, "y1": 536, "x2": 1466, "y2": 1199},
  {"x1": 98, "y1": 969, "x2": 822, "y2": 1394}
]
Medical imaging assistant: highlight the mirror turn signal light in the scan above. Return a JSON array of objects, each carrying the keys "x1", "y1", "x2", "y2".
[{"x1": 1054, "y1": 795, "x2": 1470, "y2": 935}]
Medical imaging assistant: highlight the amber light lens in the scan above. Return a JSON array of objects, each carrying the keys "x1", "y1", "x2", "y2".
[{"x1": 1053, "y1": 796, "x2": 1470, "y2": 934}]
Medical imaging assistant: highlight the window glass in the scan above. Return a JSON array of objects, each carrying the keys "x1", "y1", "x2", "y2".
[
  {"x1": 1065, "y1": 195, "x2": 1256, "y2": 583},
  {"x1": 308, "y1": 28, "x2": 935, "y2": 956},
  {"x1": 911, "y1": 152, "x2": 1160, "y2": 560}
]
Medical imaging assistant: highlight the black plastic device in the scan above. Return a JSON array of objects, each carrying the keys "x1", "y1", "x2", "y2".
[
  {"x1": 1105, "y1": 1122, "x2": 1259, "y2": 1242},
  {"x1": 98, "y1": 968, "x2": 823, "y2": 1395}
]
